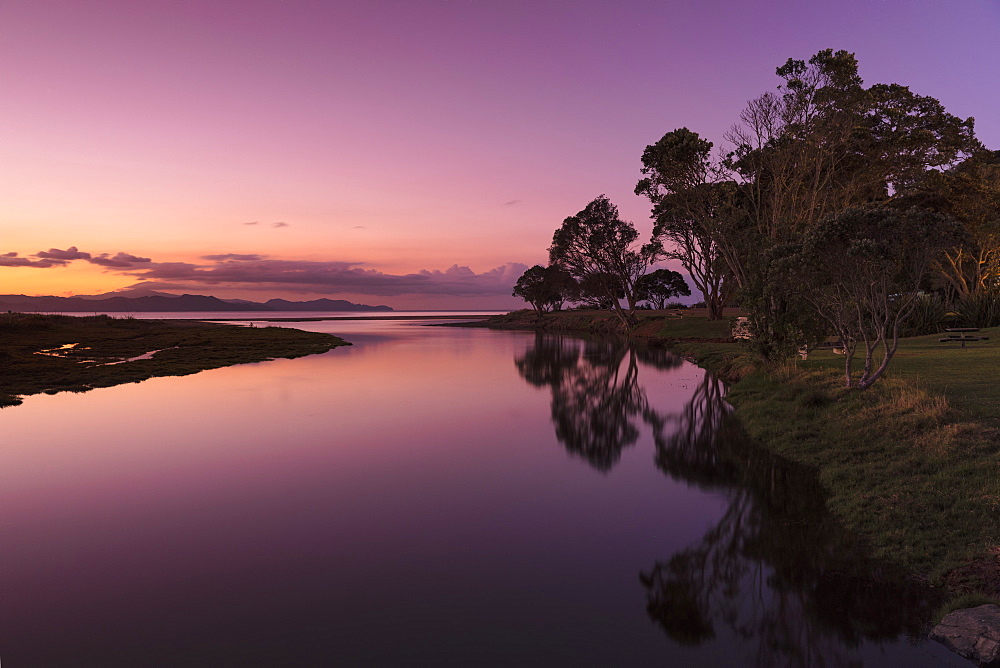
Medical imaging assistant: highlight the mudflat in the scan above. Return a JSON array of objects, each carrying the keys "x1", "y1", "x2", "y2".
[{"x1": 0, "y1": 313, "x2": 348, "y2": 406}]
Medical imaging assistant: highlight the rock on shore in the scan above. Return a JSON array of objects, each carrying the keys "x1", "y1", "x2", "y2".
[{"x1": 930, "y1": 604, "x2": 1000, "y2": 665}]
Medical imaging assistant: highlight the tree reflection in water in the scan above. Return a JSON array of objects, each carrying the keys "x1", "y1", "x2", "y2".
[
  {"x1": 515, "y1": 333, "x2": 941, "y2": 666},
  {"x1": 515, "y1": 333, "x2": 680, "y2": 471}
]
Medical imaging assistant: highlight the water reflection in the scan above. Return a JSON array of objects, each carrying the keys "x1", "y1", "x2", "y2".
[
  {"x1": 515, "y1": 334, "x2": 681, "y2": 471},
  {"x1": 515, "y1": 333, "x2": 942, "y2": 666}
]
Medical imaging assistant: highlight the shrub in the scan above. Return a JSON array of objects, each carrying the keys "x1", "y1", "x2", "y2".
[
  {"x1": 900, "y1": 293, "x2": 949, "y2": 337},
  {"x1": 954, "y1": 289, "x2": 1000, "y2": 328}
]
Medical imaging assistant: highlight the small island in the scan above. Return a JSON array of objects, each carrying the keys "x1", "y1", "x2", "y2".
[{"x1": 0, "y1": 313, "x2": 349, "y2": 407}]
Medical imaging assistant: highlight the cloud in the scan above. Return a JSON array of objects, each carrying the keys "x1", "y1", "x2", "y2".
[
  {"x1": 0, "y1": 252, "x2": 65, "y2": 268},
  {"x1": 243, "y1": 221, "x2": 260, "y2": 226},
  {"x1": 121, "y1": 257, "x2": 529, "y2": 297},
  {"x1": 0, "y1": 243, "x2": 529, "y2": 299},
  {"x1": 36, "y1": 246, "x2": 91, "y2": 261},
  {"x1": 0, "y1": 247, "x2": 150, "y2": 269},
  {"x1": 271, "y1": 221, "x2": 289, "y2": 228},
  {"x1": 502, "y1": 199, "x2": 522, "y2": 206},
  {"x1": 88, "y1": 252, "x2": 152, "y2": 268},
  {"x1": 202, "y1": 253, "x2": 265, "y2": 261}
]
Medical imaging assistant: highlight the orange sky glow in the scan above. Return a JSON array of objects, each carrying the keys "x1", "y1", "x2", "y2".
[{"x1": 2, "y1": 1, "x2": 998, "y2": 309}]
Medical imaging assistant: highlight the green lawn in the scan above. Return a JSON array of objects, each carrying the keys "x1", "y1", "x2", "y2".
[{"x1": 801, "y1": 327, "x2": 1000, "y2": 422}]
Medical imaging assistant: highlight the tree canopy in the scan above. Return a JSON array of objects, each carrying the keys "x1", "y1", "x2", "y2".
[
  {"x1": 636, "y1": 128, "x2": 734, "y2": 319},
  {"x1": 512, "y1": 265, "x2": 577, "y2": 313},
  {"x1": 785, "y1": 206, "x2": 962, "y2": 388},
  {"x1": 635, "y1": 269, "x2": 691, "y2": 310},
  {"x1": 549, "y1": 195, "x2": 662, "y2": 326}
]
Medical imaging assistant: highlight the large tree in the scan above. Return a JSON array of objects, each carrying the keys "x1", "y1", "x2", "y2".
[
  {"x1": 717, "y1": 49, "x2": 980, "y2": 360},
  {"x1": 636, "y1": 128, "x2": 734, "y2": 319},
  {"x1": 548, "y1": 195, "x2": 662, "y2": 327},
  {"x1": 786, "y1": 207, "x2": 962, "y2": 389},
  {"x1": 904, "y1": 149, "x2": 1000, "y2": 301}
]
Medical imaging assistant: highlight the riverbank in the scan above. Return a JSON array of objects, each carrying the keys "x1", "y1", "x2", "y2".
[
  {"x1": 0, "y1": 313, "x2": 349, "y2": 407},
  {"x1": 473, "y1": 309, "x2": 1000, "y2": 601}
]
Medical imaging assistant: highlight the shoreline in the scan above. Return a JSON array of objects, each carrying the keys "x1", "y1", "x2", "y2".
[
  {"x1": 467, "y1": 309, "x2": 1000, "y2": 604},
  {"x1": 196, "y1": 315, "x2": 494, "y2": 323},
  {"x1": 0, "y1": 313, "x2": 349, "y2": 407}
]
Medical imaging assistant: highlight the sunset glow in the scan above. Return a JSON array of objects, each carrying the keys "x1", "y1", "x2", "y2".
[{"x1": 3, "y1": 0, "x2": 998, "y2": 308}]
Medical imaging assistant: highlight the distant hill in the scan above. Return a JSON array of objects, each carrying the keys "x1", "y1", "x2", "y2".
[{"x1": 0, "y1": 293, "x2": 393, "y2": 313}]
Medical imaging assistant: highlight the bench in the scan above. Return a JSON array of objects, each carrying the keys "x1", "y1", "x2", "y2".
[{"x1": 939, "y1": 330, "x2": 989, "y2": 347}]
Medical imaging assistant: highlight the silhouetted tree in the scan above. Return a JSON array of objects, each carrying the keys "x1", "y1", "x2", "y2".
[
  {"x1": 549, "y1": 196, "x2": 662, "y2": 327},
  {"x1": 716, "y1": 49, "x2": 979, "y2": 360},
  {"x1": 636, "y1": 129, "x2": 734, "y2": 319},
  {"x1": 512, "y1": 265, "x2": 577, "y2": 313},
  {"x1": 635, "y1": 269, "x2": 691, "y2": 310}
]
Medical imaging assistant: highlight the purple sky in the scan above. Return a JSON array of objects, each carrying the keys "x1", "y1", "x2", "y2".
[{"x1": 2, "y1": 0, "x2": 997, "y2": 308}]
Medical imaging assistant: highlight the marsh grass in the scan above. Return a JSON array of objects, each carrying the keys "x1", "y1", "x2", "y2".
[{"x1": 0, "y1": 314, "x2": 349, "y2": 406}]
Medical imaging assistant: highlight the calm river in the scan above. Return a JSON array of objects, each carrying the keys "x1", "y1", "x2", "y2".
[{"x1": 0, "y1": 316, "x2": 965, "y2": 666}]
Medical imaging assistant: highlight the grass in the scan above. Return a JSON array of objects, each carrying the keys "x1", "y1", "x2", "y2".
[
  {"x1": 672, "y1": 326, "x2": 1000, "y2": 594},
  {"x1": 0, "y1": 313, "x2": 349, "y2": 406},
  {"x1": 725, "y1": 366, "x2": 998, "y2": 582}
]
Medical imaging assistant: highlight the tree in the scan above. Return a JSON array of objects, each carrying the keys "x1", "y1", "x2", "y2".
[
  {"x1": 548, "y1": 195, "x2": 662, "y2": 327},
  {"x1": 575, "y1": 272, "x2": 623, "y2": 310},
  {"x1": 904, "y1": 149, "x2": 1000, "y2": 301},
  {"x1": 635, "y1": 269, "x2": 691, "y2": 310},
  {"x1": 636, "y1": 128, "x2": 735, "y2": 319},
  {"x1": 787, "y1": 207, "x2": 962, "y2": 389},
  {"x1": 717, "y1": 49, "x2": 980, "y2": 360},
  {"x1": 512, "y1": 265, "x2": 577, "y2": 313}
]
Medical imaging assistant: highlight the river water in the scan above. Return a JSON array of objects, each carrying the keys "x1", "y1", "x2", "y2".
[{"x1": 0, "y1": 316, "x2": 965, "y2": 666}]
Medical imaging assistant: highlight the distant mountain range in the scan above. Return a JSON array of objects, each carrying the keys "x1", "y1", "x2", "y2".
[{"x1": 0, "y1": 291, "x2": 393, "y2": 313}]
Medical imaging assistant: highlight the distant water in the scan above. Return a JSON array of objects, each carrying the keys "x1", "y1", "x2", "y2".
[
  {"x1": 0, "y1": 320, "x2": 963, "y2": 666},
  {"x1": 30, "y1": 310, "x2": 508, "y2": 320}
]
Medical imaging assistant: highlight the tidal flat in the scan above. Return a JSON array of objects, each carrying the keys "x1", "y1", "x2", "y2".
[{"x1": 0, "y1": 313, "x2": 348, "y2": 406}]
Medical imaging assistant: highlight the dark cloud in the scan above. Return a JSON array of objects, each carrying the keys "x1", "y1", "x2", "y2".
[
  {"x1": 353, "y1": 225, "x2": 366, "y2": 229},
  {"x1": 0, "y1": 243, "x2": 528, "y2": 299},
  {"x1": 88, "y1": 252, "x2": 152, "y2": 268},
  {"x1": 502, "y1": 200, "x2": 522, "y2": 206},
  {"x1": 202, "y1": 253, "x2": 265, "y2": 261},
  {"x1": 0, "y1": 252, "x2": 64, "y2": 268},
  {"x1": 35, "y1": 246, "x2": 91, "y2": 261},
  {"x1": 243, "y1": 221, "x2": 260, "y2": 226},
  {"x1": 271, "y1": 222, "x2": 289, "y2": 228},
  {"x1": 121, "y1": 258, "x2": 528, "y2": 297},
  {"x1": 0, "y1": 247, "x2": 151, "y2": 269}
]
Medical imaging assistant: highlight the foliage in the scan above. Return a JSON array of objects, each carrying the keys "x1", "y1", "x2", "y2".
[
  {"x1": 906, "y1": 150, "x2": 1000, "y2": 300},
  {"x1": 575, "y1": 271, "x2": 623, "y2": 310},
  {"x1": 635, "y1": 269, "x2": 691, "y2": 309},
  {"x1": 548, "y1": 195, "x2": 662, "y2": 326},
  {"x1": 636, "y1": 129, "x2": 735, "y2": 319},
  {"x1": 953, "y1": 288, "x2": 1000, "y2": 328},
  {"x1": 899, "y1": 293, "x2": 949, "y2": 337},
  {"x1": 787, "y1": 207, "x2": 962, "y2": 388},
  {"x1": 511, "y1": 264, "x2": 577, "y2": 313},
  {"x1": 712, "y1": 49, "x2": 980, "y2": 361}
]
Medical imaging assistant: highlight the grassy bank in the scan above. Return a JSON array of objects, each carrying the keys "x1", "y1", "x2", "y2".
[
  {"x1": 478, "y1": 309, "x2": 1000, "y2": 596},
  {"x1": 0, "y1": 313, "x2": 349, "y2": 406}
]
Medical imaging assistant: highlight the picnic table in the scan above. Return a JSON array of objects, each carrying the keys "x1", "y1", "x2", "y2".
[{"x1": 939, "y1": 328, "x2": 990, "y2": 347}]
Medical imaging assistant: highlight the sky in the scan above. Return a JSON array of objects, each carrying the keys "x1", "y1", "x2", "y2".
[{"x1": 2, "y1": 0, "x2": 998, "y2": 309}]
